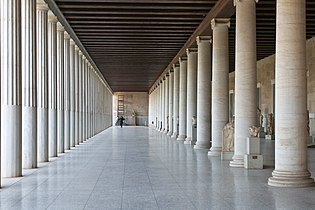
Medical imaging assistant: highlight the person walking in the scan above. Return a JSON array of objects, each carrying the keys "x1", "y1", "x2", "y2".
[{"x1": 119, "y1": 116, "x2": 125, "y2": 128}]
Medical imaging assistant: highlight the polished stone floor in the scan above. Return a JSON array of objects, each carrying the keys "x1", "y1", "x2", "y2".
[{"x1": 1, "y1": 126, "x2": 315, "y2": 210}]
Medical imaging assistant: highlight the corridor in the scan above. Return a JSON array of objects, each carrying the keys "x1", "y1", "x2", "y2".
[{"x1": 1, "y1": 126, "x2": 315, "y2": 210}]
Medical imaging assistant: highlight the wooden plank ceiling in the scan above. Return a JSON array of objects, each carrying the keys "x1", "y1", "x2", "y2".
[{"x1": 55, "y1": 0, "x2": 315, "y2": 92}]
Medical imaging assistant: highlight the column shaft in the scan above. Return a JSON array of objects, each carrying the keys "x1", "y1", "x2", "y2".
[
  {"x1": 167, "y1": 71, "x2": 174, "y2": 136},
  {"x1": 268, "y1": 0, "x2": 315, "y2": 187},
  {"x1": 230, "y1": 0, "x2": 257, "y2": 167},
  {"x1": 1, "y1": 0, "x2": 23, "y2": 177},
  {"x1": 171, "y1": 64, "x2": 180, "y2": 138},
  {"x1": 194, "y1": 36, "x2": 212, "y2": 149},
  {"x1": 74, "y1": 47, "x2": 80, "y2": 145},
  {"x1": 69, "y1": 40, "x2": 76, "y2": 147},
  {"x1": 164, "y1": 75, "x2": 169, "y2": 133},
  {"x1": 177, "y1": 57, "x2": 188, "y2": 141},
  {"x1": 209, "y1": 18, "x2": 230, "y2": 156},
  {"x1": 64, "y1": 32, "x2": 71, "y2": 150},
  {"x1": 22, "y1": 0, "x2": 37, "y2": 169},
  {"x1": 48, "y1": 13, "x2": 58, "y2": 157},
  {"x1": 36, "y1": 2, "x2": 49, "y2": 162},
  {"x1": 184, "y1": 49, "x2": 198, "y2": 144}
]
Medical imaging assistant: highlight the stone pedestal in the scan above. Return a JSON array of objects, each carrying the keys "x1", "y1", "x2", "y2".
[
  {"x1": 265, "y1": 134, "x2": 274, "y2": 140},
  {"x1": 244, "y1": 137, "x2": 263, "y2": 169}
]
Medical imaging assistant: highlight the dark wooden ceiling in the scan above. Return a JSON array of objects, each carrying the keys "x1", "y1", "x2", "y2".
[{"x1": 55, "y1": 0, "x2": 315, "y2": 92}]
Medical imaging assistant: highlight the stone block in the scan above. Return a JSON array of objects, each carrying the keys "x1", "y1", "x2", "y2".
[
  {"x1": 246, "y1": 137, "x2": 260, "y2": 155},
  {"x1": 244, "y1": 154, "x2": 263, "y2": 169},
  {"x1": 265, "y1": 134, "x2": 275, "y2": 140}
]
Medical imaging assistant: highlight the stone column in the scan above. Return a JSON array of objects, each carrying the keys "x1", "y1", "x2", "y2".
[
  {"x1": 171, "y1": 64, "x2": 180, "y2": 138},
  {"x1": 161, "y1": 80, "x2": 165, "y2": 132},
  {"x1": 194, "y1": 36, "x2": 212, "y2": 149},
  {"x1": 164, "y1": 75, "x2": 169, "y2": 134},
  {"x1": 74, "y1": 46, "x2": 80, "y2": 145},
  {"x1": 230, "y1": 0, "x2": 257, "y2": 167},
  {"x1": 268, "y1": 0, "x2": 315, "y2": 187},
  {"x1": 79, "y1": 56, "x2": 85, "y2": 142},
  {"x1": 167, "y1": 70, "x2": 174, "y2": 136},
  {"x1": 208, "y1": 18, "x2": 230, "y2": 156},
  {"x1": 22, "y1": 0, "x2": 37, "y2": 169},
  {"x1": 1, "y1": 0, "x2": 23, "y2": 177},
  {"x1": 158, "y1": 83, "x2": 162, "y2": 130},
  {"x1": 69, "y1": 39, "x2": 75, "y2": 147},
  {"x1": 36, "y1": 2, "x2": 49, "y2": 162},
  {"x1": 177, "y1": 57, "x2": 188, "y2": 141},
  {"x1": 184, "y1": 48, "x2": 198, "y2": 145},
  {"x1": 64, "y1": 31, "x2": 71, "y2": 150},
  {"x1": 48, "y1": 12, "x2": 58, "y2": 157},
  {"x1": 57, "y1": 22, "x2": 65, "y2": 153}
]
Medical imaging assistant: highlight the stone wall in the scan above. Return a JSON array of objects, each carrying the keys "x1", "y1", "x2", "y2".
[
  {"x1": 112, "y1": 92, "x2": 149, "y2": 126},
  {"x1": 229, "y1": 37, "x2": 315, "y2": 138}
]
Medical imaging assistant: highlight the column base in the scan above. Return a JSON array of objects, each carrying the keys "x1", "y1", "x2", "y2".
[
  {"x1": 229, "y1": 155, "x2": 244, "y2": 168},
  {"x1": 177, "y1": 135, "x2": 186, "y2": 141},
  {"x1": 208, "y1": 147, "x2": 222, "y2": 156},
  {"x1": 163, "y1": 130, "x2": 168, "y2": 134},
  {"x1": 194, "y1": 143, "x2": 210, "y2": 150},
  {"x1": 184, "y1": 140, "x2": 196, "y2": 145},
  {"x1": 268, "y1": 170, "x2": 315, "y2": 188},
  {"x1": 167, "y1": 131, "x2": 173, "y2": 136}
]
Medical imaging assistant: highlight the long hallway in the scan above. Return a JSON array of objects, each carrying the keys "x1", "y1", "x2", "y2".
[{"x1": 1, "y1": 126, "x2": 315, "y2": 210}]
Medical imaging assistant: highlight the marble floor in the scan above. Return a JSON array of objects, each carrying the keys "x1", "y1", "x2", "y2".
[{"x1": 1, "y1": 126, "x2": 315, "y2": 210}]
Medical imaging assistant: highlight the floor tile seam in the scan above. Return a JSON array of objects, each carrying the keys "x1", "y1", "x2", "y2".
[
  {"x1": 154, "y1": 130, "x2": 198, "y2": 209},
  {"x1": 120, "y1": 143, "x2": 128, "y2": 210},
  {"x1": 144, "y1": 160, "x2": 160, "y2": 208}
]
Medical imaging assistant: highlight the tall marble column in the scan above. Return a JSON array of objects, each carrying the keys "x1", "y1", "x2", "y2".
[
  {"x1": 268, "y1": 0, "x2": 315, "y2": 187},
  {"x1": 184, "y1": 48, "x2": 198, "y2": 145},
  {"x1": 48, "y1": 12, "x2": 58, "y2": 157},
  {"x1": 171, "y1": 64, "x2": 180, "y2": 138},
  {"x1": 208, "y1": 18, "x2": 230, "y2": 156},
  {"x1": 74, "y1": 46, "x2": 80, "y2": 145},
  {"x1": 1, "y1": 0, "x2": 23, "y2": 177},
  {"x1": 64, "y1": 31, "x2": 71, "y2": 150},
  {"x1": 164, "y1": 75, "x2": 169, "y2": 134},
  {"x1": 57, "y1": 22, "x2": 65, "y2": 153},
  {"x1": 69, "y1": 39, "x2": 75, "y2": 147},
  {"x1": 22, "y1": 0, "x2": 37, "y2": 169},
  {"x1": 194, "y1": 36, "x2": 212, "y2": 149},
  {"x1": 167, "y1": 70, "x2": 174, "y2": 136},
  {"x1": 158, "y1": 83, "x2": 162, "y2": 130},
  {"x1": 161, "y1": 80, "x2": 165, "y2": 132},
  {"x1": 37, "y1": 1, "x2": 49, "y2": 162},
  {"x1": 177, "y1": 57, "x2": 188, "y2": 141},
  {"x1": 230, "y1": 0, "x2": 257, "y2": 167}
]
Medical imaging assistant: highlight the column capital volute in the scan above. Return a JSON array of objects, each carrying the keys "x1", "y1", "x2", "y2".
[
  {"x1": 233, "y1": 0, "x2": 258, "y2": 7},
  {"x1": 179, "y1": 57, "x2": 187, "y2": 63},
  {"x1": 64, "y1": 31, "x2": 71, "y2": 40},
  {"x1": 173, "y1": 63, "x2": 180, "y2": 69},
  {"x1": 37, "y1": 2, "x2": 49, "y2": 11},
  {"x1": 186, "y1": 48, "x2": 198, "y2": 55},
  {"x1": 196, "y1": 36, "x2": 212, "y2": 45},
  {"x1": 211, "y1": 18, "x2": 230, "y2": 29},
  {"x1": 70, "y1": 39, "x2": 75, "y2": 46},
  {"x1": 48, "y1": 11, "x2": 58, "y2": 22},
  {"x1": 75, "y1": 45, "x2": 80, "y2": 51},
  {"x1": 57, "y1": 22, "x2": 65, "y2": 32},
  {"x1": 79, "y1": 51, "x2": 83, "y2": 56}
]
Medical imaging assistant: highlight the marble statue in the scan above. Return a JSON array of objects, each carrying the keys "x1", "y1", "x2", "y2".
[
  {"x1": 257, "y1": 107, "x2": 263, "y2": 127},
  {"x1": 267, "y1": 113, "x2": 274, "y2": 135},
  {"x1": 222, "y1": 121, "x2": 234, "y2": 152},
  {"x1": 249, "y1": 126, "x2": 261, "y2": 137},
  {"x1": 262, "y1": 114, "x2": 267, "y2": 133}
]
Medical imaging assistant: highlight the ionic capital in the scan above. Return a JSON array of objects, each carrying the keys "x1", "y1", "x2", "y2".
[
  {"x1": 186, "y1": 48, "x2": 198, "y2": 55},
  {"x1": 70, "y1": 39, "x2": 75, "y2": 46},
  {"x1": 211, "y1": 18, "x2": 230, "y2": 29},
  {"x1": 173, "y1": 63, "x2": 180, "y2": 69},
  {"x1": 57, "y1": 22, "x2": 65, "y2": 32},
  {"x1": 48, "y1": 11, "x2": 58, "y2": 23},
  {"x1": 75, "y1": 45, "x2": 80, "y2": 51},
  {"x1": 233, "y1": 0, "x2": 258, "y2": 7},
  {"x1": 179, "y1": 57, "x2": 187, "y2": 63},
  {"x1": 37, "y1": 2, "x2": 49, "y2": 11},
  {"x1": 64, "y1": 31, "x2": 71, "y2": 40},
  {"x1": 196, "y1": 36, "x2": 212, "y2": 45}
]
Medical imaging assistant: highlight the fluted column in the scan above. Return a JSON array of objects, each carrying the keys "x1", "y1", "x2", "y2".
[
  {"x1": 57, "y1": 22, "x2": 65, "y2": 153},
  {"x1": 69, "y1": 39, "x2": 76, "y2": 147},
  {"x1": 157, "y1": 83, "x2": 162, "y2": 130},
  {"x1": 161, "y1": 80, "x2": 165, "y2": 132},
  {"x1": 194, "y1": 36, "x2": 212, "y2": 149},
  {"x1": 48, "y1": 12, "x2": 58, "y2": 157},
  {"x1": 64, "y1": 32, "x2": 71, "y2": 150},
  {"x1": 1, "y1": 0, "x2": 23, "y2": 177},
  {"x1": 171, "y1": 64, "x2": 180, "y2": 138},
  {"x1": 177, "y1": 57, "x2": 188, "y2": 141},
  {"x1": 164, "y1": 75, "x2": 169, "y2": 134},
  {"x1": 36, "y1": 2, "x2": 49, "y2": 163},
  {"x1": 184, "y1": 48, "x2": 198, "y2": 144},
  {"x1": 208, "y1": 18, "x2": 230, "y2": 156},
  {"x1": 79, "y1": 55, "x2": 85, "y2": 142},
  {"x1": 268, "y1": 0, "x2": 315, "y2": 187},
  {"x1": 22, "y1": 0, "x2": 37, "y2": 169},
  {"x1": 167, "y1": 70, "x2": 174, "y2": 136},
  {"x1": 74, "y1": 46, "x2": 80, "y2": 145},
  {"x1": 230, "y1": 0, "x2": 257, "y2": 167}
]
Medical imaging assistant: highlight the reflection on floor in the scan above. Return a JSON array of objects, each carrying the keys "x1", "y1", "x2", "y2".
[{"x1": 1, "y1": 126, "x2": 315, "y2": 210}]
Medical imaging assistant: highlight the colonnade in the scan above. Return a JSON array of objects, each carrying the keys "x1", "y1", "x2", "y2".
[
  {"x1": 149, "y1": 0, "x2": 314, "y2": 187},
  {"x1": 0, "y1": 0, "x2": 112, "y2": 183}
]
